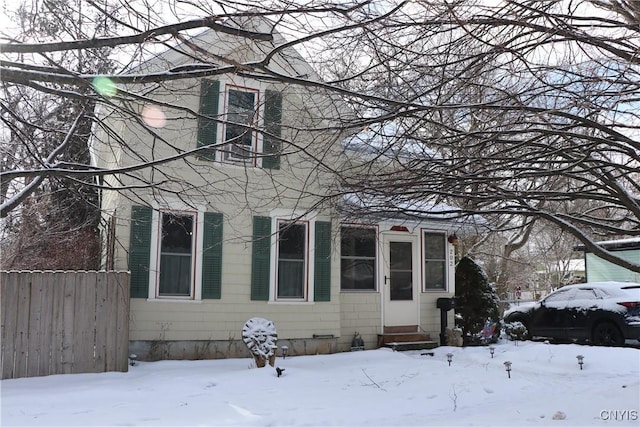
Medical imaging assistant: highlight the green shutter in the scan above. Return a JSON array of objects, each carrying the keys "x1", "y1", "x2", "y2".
[
  {"x1": 262, "y1": 89, "x2": 282, "y2": 170},
  {"x1": 129, "y1": 205, "x2": 152, "y2": 298},
  {"x1": 197, "y1": 79, "x2": 220, "y2": 161},
  {"x1": 202, "y1": 212, "x2": 223, "y2": 299},
  {"x1": 251, "y1": 216, "x2": 272, "y2": 300},
  {"x1": 314, "y1": 221, "x2": 332, "y2": 302}
]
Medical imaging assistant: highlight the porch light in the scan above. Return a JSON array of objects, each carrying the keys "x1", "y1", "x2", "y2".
[
  {"x1": 446, "y1": 353, "x2": 453, "y2": 366},
  {"x1": 577, "y1": 355, "x2": 584, "y2": 370},
  {"x1": 504, "y1": 361, "x2": 512, "y2": 378},
  {"x1": 129, "y1": 354, "x2": 137, "y2": 366},
  {"x1": 447, "y1": 233, "x2": 459, "y2": 246},
  {"x1": 281, "y1": 346, "x2": 289, "y2": 360},
  {"x1": 489, "y1": 346, "x2": 495, "y2": 358}
]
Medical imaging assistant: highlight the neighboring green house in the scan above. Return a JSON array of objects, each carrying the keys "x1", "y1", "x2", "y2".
[
  {"x1": 575, "y1": 238, "x2": 640, "y2": 283},
  {"x1": 91, "y1": 18, "x2": 463, "y2": 360}
]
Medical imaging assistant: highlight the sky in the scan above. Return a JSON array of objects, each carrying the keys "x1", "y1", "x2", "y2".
[{"x1": 2, "y1": 340, "x2": 639, "y2": 426}]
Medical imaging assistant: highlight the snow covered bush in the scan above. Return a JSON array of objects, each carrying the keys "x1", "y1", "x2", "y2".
[
  {"x1": 454, "y1": 256, "x2": 501, "y2": 346},
  {"x1": 504, "y1": 321, "x2": 529, "y2": 342}
]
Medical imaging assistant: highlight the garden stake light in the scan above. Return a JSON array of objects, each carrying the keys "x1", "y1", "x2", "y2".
[
  {"x1": 446, "y1": 353, "x2": 453, "y2": 366},
  {"x1": 489, "y1": 346, "x2": 495, "y2": 358},
  {"x1": 129, "y1": 354, "x2": 137, "y2": 366},
  {"x1": 281, "y1": 346, "x2": 288, "y2": 360},
  {"x1": 577, "y1": 355, "x2": 584, "y2": 370},
  {"x1": 504, "y1": 361, "x2": 512, "y2": 378}
]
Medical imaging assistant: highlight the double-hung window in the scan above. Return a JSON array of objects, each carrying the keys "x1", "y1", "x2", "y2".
[
  {"x1": 340, "y1": 226, "x2": 377, "y2": 291},
  {"x1": 423, "y1": 231, "x2": 447, "y2": 290},
  {"x1": 224, "y1": 87, "x2": 259, "y2": 162},
  {"x1": 128, "y1": 205, "x2": 223, "y2": 300},
  {"x1": 276, "y1": 221, "x2": 308, "y2": 299},
  {"x1": 250, "y1": 215, "x2": 331, "y2": 303},
  {"x1": 197, "y1": 79, "x2": 282, "y2": 169},
  {"x1": 158, "y1": 212, "x2": 195, "y2": 297}
]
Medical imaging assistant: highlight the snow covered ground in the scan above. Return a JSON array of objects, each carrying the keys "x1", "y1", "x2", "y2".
[{"x1": 2, "y1": 340, "x2": 638, "y2": 426}]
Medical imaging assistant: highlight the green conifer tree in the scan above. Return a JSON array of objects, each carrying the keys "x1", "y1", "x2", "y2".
[{"x1": 455, "y1": 256, "x2": 501, "y2": 346}]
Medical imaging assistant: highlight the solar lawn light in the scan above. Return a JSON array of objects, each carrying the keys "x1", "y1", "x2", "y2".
[
  {"x1": 489, "y1": 346, "x2": 495, "y2": 358},
  {"x1": 281, "y1": 346, "x2": 289, "y2": 360},
  {"x1": 577, "y1": 355, "x2": 584, "y2": 370},
  {"x1": 446, "y1": 353, "x2": 453, "y2": 366},
  {"x1": 504, "y1": 361, "x2": 512, "y2": 378}
]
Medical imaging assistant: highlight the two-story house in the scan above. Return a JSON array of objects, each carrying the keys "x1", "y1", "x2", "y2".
[{"x1": 92, "y1": 17, "x2": 462, "y2": 360}]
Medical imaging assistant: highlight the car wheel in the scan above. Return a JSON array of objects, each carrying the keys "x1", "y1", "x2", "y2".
[{"x1": 591, "y1": 322, "x2": 624, "y2": 346}]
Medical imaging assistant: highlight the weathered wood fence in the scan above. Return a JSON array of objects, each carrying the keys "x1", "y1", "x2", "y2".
[{"x1": 1, "y1": 271, "x2": 130, "y2": 380}]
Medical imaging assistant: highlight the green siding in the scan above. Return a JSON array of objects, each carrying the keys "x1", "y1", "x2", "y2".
[
  {"x1": 202, "y1": 212, "x2": 223, "y2": 299},
  {"x1": 262, "y1": 90, "x2": 282, "y2": 170},
  {"x1": 197, "y1": 79, "x2": 220, "y2": 161},
  {"x1": 314, "y1": 221, "x2": 332, "y2": 302},
  {"x1": 129, "y1": 205, "x2": 152, "y2": 298},
  {"x1": 586, "y1": 250, "x2": 640, "y2": 282},
  {"x1": 251, "y1": 216, "x2": 272, "y2": 300}
]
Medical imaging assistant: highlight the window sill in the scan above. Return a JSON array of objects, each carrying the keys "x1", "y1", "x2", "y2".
[
  {"x1": 340, "y1": 289, "x2": 379, "y2": 293},
  {"x1": 197, "y1": 157, "x2": 263, "y2": 168},
  {"x1": 146, "y1": 298, "x2": 203, "y2": 303},
  {"x1": 268, "y1": 301, "x2": 316, "y2": 305}
]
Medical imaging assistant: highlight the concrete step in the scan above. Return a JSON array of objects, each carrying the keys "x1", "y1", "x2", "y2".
[
  {"x1": 384, "y1": 340, "x2": 439, "y2": 351},
  {"x1": 377, "y1": 332, "x2": 431, "y2": 346},
  {"x1": 383, "y1": 325, "x2": 419, "y2": 334}
]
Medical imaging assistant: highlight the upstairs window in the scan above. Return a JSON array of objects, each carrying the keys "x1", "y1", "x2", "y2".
[
  {"x1": 224, "y1": 87, "x2": 259, "y2": 162},
  {"x1": 197, "y1": 79, "x2": 282, "y2": 169}
]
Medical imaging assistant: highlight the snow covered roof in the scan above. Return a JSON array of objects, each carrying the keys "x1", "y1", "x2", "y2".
[
  {"x1": 339, "y1": 192, "x2": 486, "y2": 230},
  {"x1": 342, "y1": 121, "x2": 439, "y2": 160},
  {"x1": 122, "y1": 15, "x2": 319, "y2": 83},
  {"x1": 574, "y1": 238, "x2": 640, "y2": 252},
  {"x1": 339, "y1": 121, "x2": 484, "y2": 229}
]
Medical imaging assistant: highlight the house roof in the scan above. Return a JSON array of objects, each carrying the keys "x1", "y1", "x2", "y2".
[
  {"x1": 123, "y1": 15, "x2": 322, "y2": 85},
  {"x1": 339, "y1": 119, "x2": 485, "y2": 230},
  {"x1": 342, "y1": 121, "x2": 438, "y2": 159},
  {"x1": 339, "y1": 192, "x2": 487, "y2": 232},
  {"x1": 574, "y1": 238, "x2": 640, "y2": 252}
]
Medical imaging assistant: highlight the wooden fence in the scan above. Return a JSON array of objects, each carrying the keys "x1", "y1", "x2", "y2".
[{"x1": 1, "y1": 271, "x2": 130, "y2": 380}]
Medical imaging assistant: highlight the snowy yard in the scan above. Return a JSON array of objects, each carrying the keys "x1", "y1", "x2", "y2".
[{"x1": 1, "y1": 340, "x2": 638, "y2": 426}]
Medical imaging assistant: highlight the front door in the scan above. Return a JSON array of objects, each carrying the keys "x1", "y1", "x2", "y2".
[{"x1": 382, "y1": 234, "x2": 419, "y2": 327}]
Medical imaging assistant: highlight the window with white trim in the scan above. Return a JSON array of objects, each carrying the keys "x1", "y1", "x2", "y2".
[
  {"x1": 223, "y1": 86, "x2": 259, "y2": 163},
  {"x1": 276, "y1": 221, "x2": 308, "y2": 299},
  {"x1": 251, "y1": 214, "x2": 331, "y2": 303},
  {"x1": 197, "y1": 79, "x2": 282, "y2": 169},
  {"x1": 423, "y1": 231, "x2": 447, "y2": 290},
  {"x1": 128, "y1": 205, "x2": 223, "y2": 300},
  {"x1": 340, "y1": 226, "x2": 377, "y2": 291},
  {"x1": 157, "y1": 211, "x2": 196, "y2": 297}
]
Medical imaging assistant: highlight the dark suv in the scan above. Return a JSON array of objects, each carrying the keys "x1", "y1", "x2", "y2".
[{"x1": 504, "y1": 281, "x2": 640, "y2": 346}]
